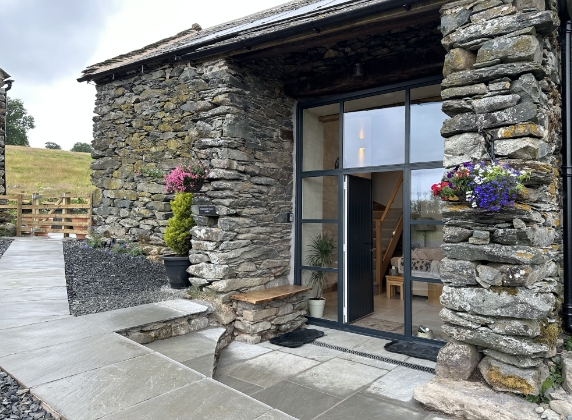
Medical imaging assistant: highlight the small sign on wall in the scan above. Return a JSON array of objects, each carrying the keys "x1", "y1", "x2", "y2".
[{"x1": 198, "y1": 205, "x2": 217, "y2": 216}]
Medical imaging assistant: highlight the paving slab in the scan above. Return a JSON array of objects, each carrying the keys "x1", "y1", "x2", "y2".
[
  {"x1": 99, "y1": 379, "x2": 272, "y2": 420},
  {"x1": 364, "y1": 365, "x2": 435, "y2": 402},
  {"x1": 315, "y1": 392, "x2": 427, "y2": 420},
  {"x1": 145, "y1": 330, "x2": 216, "y2": 361},
  {"x1": 314, "y1": 329, "x2": 373, "y2": 349},
  {"x1": 289, "y1": 357, "x2": 388, "y2": 398},
  {"x1": 0, "y1": 286, "x2": 68, "y2": 302},
  {"x1": 213, "y1": 374, "x2": 265, "y2": 395},
  {"x1": 80, "y1": 299, "x2": 208, "y2": 332},
  {"x1": 336, "y1": 350, "x2": 399, "y2": 371},
  {"x1": 276, "y1": 342, "x2": 340, "y2": 363},
  {"x1": 183, "y1": 353, "x2": 217, "y2": 376},
  {"x1": 352, "y1": 336, "x2": 411, "y2": 361},
  {"x1": 32, "y1": 353, "x2": 204, "y2": 420},
  {"x1": 254, "y1": 410, "x2": 298, "y2": 420},
  {"x1": 0, "y1": 333, "x2": 149, "y2": 387},
  {"x1": 221, "y1": 351, "x2": 320, "y2": 388},
  {"x1": 0, "y1": 272, "x2": 66, "y2": 289},
  {"x1": 0, "y1": 313, "x2": 71, "y2": 331},
  {"x1": 251, "y1": 380, "x2": 342, "y2": 420},
  {"x1": 217, "y1": 341, "x2": 273, "y2": 370},
  {"x1": 0, "y1": 316, "x2": 108, "y2": 357}
]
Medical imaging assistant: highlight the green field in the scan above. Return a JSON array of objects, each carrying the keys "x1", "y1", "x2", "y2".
[{"x1": 5, "y1": 145, "x2": 93, "y2": 196}]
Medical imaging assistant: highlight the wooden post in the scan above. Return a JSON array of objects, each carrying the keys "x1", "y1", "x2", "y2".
[
  {"x1": 62, "y1": 193, "x2": 70, "y2": 238},
  {"x1": 32, "y1": 193, "x2": 40, "y2": 237},
  {"x1": 16, "y1": 194, "x2": 22, "y2": 237}
]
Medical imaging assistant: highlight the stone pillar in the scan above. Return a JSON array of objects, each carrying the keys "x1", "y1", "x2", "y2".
[
  {"x1": 0, "y1": 67, "x2": 9, "y2": 196},
  {"x1": 436, "y1": 0, "x2": 562, "y2": 396}
]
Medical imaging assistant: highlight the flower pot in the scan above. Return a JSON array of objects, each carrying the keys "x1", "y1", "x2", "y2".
[
  {"x1": 162, "y1": 256, "x2": 191, "y2": 289},
  {"x1": 186, "y1": 179, "x2": 205, "y2": 193},
  {"x1": 37, "y1": 218, "x2": 53, "y2": 236},
  {"x1": 307, "y1": 298, "x2": 326, "y2": 318}
]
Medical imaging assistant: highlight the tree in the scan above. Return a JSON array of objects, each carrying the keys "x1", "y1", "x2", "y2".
[
  {"x1": 6, "y1": 97, "x2": 35, "y2": 146},
  {"x1": 45, "y1": 142, "x2": 61, "y2": 150},
  {"x1": 70, "y1": 142, "x2": 93, "y2": 153}
]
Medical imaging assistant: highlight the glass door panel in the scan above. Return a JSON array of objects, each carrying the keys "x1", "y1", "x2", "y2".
[
  {"x1": 410, "y1": 168, "x2": 444, "y2": 221},
  {"x1": 410, "y1": 84, "x2": 447, "y2": 163},
  {"x1": 302, "y1": 176, "x2": 338, "y2": 220},
  {"x1": 302, "y1": 104, "x2": 340, "y2": 172},
  {"x1": 411, "y1": 281, "x2": 446, "y2": 341},
  {"x1": 343, "y1": 91, "x2": 405, "y2": 168}
]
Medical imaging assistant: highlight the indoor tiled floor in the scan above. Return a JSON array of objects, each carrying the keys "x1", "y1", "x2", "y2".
[
  {"x1": 214, "y1": 326, "x2": 452, "y2": 420},
  {"x1": 321, "y1": 290, "x2": 445, "y2": 339}
]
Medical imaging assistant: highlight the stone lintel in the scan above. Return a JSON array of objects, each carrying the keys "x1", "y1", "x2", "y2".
[{"x1": 230, "y1": 285, "x2": 311, "y2": 305}]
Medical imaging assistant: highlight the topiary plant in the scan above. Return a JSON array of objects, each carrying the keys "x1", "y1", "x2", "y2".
[{"x1": 164, "y1": 192, "x2": 195, "y2": 255}]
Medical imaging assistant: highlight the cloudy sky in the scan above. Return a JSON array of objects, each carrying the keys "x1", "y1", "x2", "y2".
[{"x1": 1, "y1": 0, "x2": 288, "y2": 150}]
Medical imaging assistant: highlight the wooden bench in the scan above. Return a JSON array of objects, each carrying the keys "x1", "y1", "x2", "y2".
[{"x1": 230, "y1": 285, "x2": 312, "y2": 344}]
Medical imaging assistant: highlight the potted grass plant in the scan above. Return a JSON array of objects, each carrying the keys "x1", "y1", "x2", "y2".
[{"x1": 306, "y1": 234, "x2": 337, "y2": 318}]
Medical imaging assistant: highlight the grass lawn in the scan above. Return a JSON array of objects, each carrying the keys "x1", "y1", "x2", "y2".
[{"x1": 5, "y1": 145, "x2": 93, "y2": 196}]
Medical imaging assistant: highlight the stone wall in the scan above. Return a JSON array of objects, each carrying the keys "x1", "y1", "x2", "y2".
[
  {"x1": 430, "y1": 0, "x2": 563, "y2": 398},
  {"x1": 91, "y1": 57, "x2": 295, "y2": 296}
]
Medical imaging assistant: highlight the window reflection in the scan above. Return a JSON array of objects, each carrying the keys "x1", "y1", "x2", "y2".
[
  {"x1": 343, "y1": 91, "x2": 405, "y2": 168},
  {"x1": 412, "y1": 281, "x2": 445, "y2": 341},
  {"x1": 410, "y1": 85, "x2": 446, "y2": 163},
  {"x1": 302, "y1": 176, "x2": 338, "y2": 220},
  {"x1": 411, "y1": 168, "x2": 444, "y2": 220}
]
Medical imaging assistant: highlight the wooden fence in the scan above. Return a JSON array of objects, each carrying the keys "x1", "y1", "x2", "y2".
[{"x1": 0, "y1": 193, "x2": 92, "y2": 237}]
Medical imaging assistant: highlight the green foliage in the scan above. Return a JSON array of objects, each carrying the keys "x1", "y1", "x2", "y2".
[
  {"x1": 164, "y1": 192, "x2": 194, "y2": 255},
  {"x1": 87, "y1": 228, "x2": 103, "y2": 248},
  {"x1": 71, "y1": 142, "x2": 93, "y2": 153},
  {"x1": 45, "y1": 142, "x2": 61, "y2": 150},
  {"x1": 110, "y1": 242, "x2": 146, "y2": 257},
  {"x1": 565, "y1": 335, "x2": 572, "y2": 351},
  {"x1": 305, "y1": 234, "x2": 337, "y2": 299},
  {"x1": 525, "y1": 358, "x2": 564, "y2": 404},
  {"x1": 6, "y1": 97, "x2": 34, "y2": 146}
]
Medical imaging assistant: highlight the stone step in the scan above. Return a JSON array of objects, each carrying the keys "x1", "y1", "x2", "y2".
[
  {"x1": 144, "y1": 327, "x2": 227, "y2": 378},
  {"x1": 80, "y1": 299, "x2": 211, "y2": 345}
]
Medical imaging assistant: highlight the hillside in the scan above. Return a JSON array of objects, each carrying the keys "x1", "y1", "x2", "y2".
[{"x1": 5, "y1": 145, "x2": 93, "y2": 196}]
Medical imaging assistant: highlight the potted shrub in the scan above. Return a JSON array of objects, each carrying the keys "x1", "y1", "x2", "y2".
[
  {"x1": 306, "y1": 233, "x2": 337, "y2": 318},
  {"x1": 161, "y1": 165, "x2": 203, "y2": 289}
]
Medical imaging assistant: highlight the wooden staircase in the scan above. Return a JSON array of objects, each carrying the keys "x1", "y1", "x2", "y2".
[{"x1": 372, "y1": 174, "x2": 403, "y2": 294}]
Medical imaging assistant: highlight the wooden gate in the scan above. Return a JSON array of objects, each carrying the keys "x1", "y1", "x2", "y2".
[{"x1": 0, "y1": 193, "x2": 92, "y2": 237}]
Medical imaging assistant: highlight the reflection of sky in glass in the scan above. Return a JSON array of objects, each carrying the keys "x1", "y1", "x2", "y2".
[
  {"x1": 410, "y1": 102, "x2": 447, "y2": 163},
  {"x1": 343, "y1": 106, "x2": 405, "y2": 168},
  {"x1": 411, "y1": 168, "x2": 444, "y2": 220}
]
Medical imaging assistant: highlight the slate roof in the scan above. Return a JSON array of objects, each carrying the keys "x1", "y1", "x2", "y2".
[{"x1": 78, "y1": 0, "x2": 402, "y2": 81}]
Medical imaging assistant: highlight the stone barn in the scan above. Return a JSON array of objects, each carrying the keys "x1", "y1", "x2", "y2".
[{"x1": 78, "y1": 0, "x2": 572, "y2": 416}]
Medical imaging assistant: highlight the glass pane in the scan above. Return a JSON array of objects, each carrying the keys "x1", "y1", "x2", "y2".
[
  {"x1": 301, "y1": 223, "x2": 338, "y2": 269},
  {"x1": 343, "y1": 91, "x2": 405, "y2": 168},
  {"x1": 410, "y1": 85, "x2": 447, "y2": 163},
  {"x1": 303, "y1": 104, "x2": 340, "y2": 171},
  {"x1": 412, "y1": 281, "x2": 446, "y2": 341},
  {"x1": 411, "y1": 168, "x2": 444, "y2": 221},
  {"x1": 302, "y1": 269, "x2": 338, "y2": 321},
  {"x1": 410, "y1": 225, "x2": 444, "y2": 280},
  {"x1": 302, "y1": 176, "x2": 338, "y2": 220}
]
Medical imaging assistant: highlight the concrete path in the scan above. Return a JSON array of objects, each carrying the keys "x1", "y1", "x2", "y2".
[{"x1": 0, "y1": 238, "x2": 294, "y2": 420}]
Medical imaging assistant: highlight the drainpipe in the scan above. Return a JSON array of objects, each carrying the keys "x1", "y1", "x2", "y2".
[
  {"x1": 563, "y1": 20, "x2": 572, "y2": 333},
  {"x1": 1, "y1": 79, "x2": 12, "y2": 196}
]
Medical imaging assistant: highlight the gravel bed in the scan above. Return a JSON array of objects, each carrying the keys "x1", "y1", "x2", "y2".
[
  {"x1": 0, "y1": 370, "x2": 53, "y2": 420},
  {"x1": 64, "y1": 240, "x2": 186, "y2": 316},
  {"x1": 0, "y1": 238, "x2": 13, "y2": 259}
]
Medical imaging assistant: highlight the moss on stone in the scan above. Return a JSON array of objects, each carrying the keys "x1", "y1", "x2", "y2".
[
  {"x1": 487, "y1": 366, "x2": 534, "y2": 395},
  {"x1": 534, "y1": 322, "x2": 560, "y2": 348},
  {"x1": 490, "y1": 286, "x2": 519, "y2": 296}
]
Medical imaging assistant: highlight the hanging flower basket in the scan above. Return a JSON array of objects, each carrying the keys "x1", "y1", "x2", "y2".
[
  {"x1": 431, "y1": 161, "x2": 529, "y2": 211},
  {"x1": 164, "y1": 162, "x2": 209, "y2": 194}
]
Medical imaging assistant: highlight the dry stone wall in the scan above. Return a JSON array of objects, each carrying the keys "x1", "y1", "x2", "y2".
[
  {"x1": 91, "y1": 57, "x2": 295, "y2": 296},
  {"x1": 432, "y1": 0, "x2": 563, "y2": 397}
]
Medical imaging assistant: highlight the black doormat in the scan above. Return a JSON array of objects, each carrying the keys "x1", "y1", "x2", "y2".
[
  {"x1": 384, "y1": 340, "x2": 439, "y2": 362},
  {"x1": 269, "y1": 328, "x2": 325, "y2": 348}
]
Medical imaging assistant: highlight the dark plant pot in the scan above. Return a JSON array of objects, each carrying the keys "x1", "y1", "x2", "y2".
[
  {"x1": 162, "y1": 256, "x2": 191, "y2": 289},
  {"x1": 186, "y1": 180, "x2": 205, "y2": 193}
]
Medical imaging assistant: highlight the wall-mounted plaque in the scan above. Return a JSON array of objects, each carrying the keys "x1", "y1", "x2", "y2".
[{"x1": 198, "y1": 205, "x2": 217, "y2": 216}]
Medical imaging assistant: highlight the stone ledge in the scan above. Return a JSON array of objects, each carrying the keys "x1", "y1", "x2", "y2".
[{"x1": 230, "y1": 285, "x2": 311, "y2": 305}]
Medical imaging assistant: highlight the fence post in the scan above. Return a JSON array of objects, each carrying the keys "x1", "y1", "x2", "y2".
[
  {"x1": 16, "y1": 194, "x2": 22, "y2": 237},
  {"x1": 32, "y1": 193, "x2": 40, "y2": 237},
  {"x1": 62, "y1": 193, "x2": 70, "y2": 238}
]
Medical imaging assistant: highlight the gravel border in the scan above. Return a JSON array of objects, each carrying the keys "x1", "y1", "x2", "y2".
[
  {"x1": 64, "y1": 240, "x2": 187, "y2": 316},
  {"x1": 0, "y1": 370, "x2": 54, "y2": 420},
  {"x1": 0, "y1": 238, "x2": 13, "y2": 259}
]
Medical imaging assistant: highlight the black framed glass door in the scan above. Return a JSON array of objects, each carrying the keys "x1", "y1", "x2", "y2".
[{"x1": 295, "y1": 76, "x2": 448, "y2": 344}]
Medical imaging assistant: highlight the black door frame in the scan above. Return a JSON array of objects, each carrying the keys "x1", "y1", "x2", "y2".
[{"x1": 295, "y1": 75, "x2": 445, "y2": 347}]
